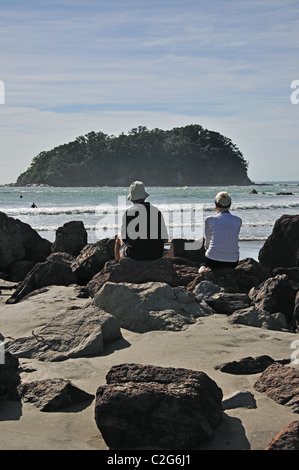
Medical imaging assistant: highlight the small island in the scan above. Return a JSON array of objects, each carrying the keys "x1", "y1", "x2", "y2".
[{"x1": 15, "y1": 124, "x2": 252, "y2": 187}]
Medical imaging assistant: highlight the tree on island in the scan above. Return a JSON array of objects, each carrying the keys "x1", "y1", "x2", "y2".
[{"x1": 15, "y1": 124, "x2": 252, "y2": 187}]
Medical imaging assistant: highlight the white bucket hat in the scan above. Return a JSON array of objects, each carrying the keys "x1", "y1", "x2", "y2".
[{"x1": 127, "y1": 181, "x2": 149, "y2": 201}]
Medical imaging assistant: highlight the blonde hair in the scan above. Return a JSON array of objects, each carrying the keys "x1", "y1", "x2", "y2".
[{"x1": 214, "y1": 191, "x2": 232, "y2": 210}]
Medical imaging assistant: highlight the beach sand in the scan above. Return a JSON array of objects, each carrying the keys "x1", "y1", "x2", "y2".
[{"x1": 0, "y1": 280, "x2": 297, "y2": 452}]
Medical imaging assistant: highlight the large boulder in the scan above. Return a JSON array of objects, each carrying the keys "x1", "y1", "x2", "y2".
[
  {"x1": 87, "y1": 258, "x2": 181, "y2": 297},
  {"x1": 265, "y1": 421, "x2": 299, "y2": 450},
  {"x1": 93, "y1": 281, "x2": 213, "y2": 333},
  {"x1": 15, "y1": 219, "x2": 52, "y2": 262},
  {"x1": 259, "y1": 214, "x2": 299, "y2": 268},
  {"x1": 0, "y1": 212, "x2": 26, "y2": 271},
  {"x1": 94, "y1": 363, "x2": 223, "y2": 449},
  {"x1": 0, "y1": 212, "x2": 51, "y2": 274},
  {"x1": 188, "y1": 258, "x2": 270, "y2": 294},
  {"x1": 6, "y1": 305, "x2": 122, "y2": 361},
  {"x1": 235, "y1": 258, "x2": 270, "y2": 291},
  {"x1": 249, "y1": 274, "x2": 297, "y2": 328},
  {"x1": 254, "y1": 362, "x2": 299, "y2": 413},
  {"x1": 72, "y1": 238, "x2": 115, "y2": 284},
  {"x1": 187, "y1": 267, "x2": 243, "y2": 293},
  {"x1": 6, "y1": 260, "x2": 78, "y2": 304},
  {"x1": 205, "y1": 292, "x2": 251, "y2": 315},
  {"x1": 52, "y1": 221, "x2": 87, "y2": 256}
]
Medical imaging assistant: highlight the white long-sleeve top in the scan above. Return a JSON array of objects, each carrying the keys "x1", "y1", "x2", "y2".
[{"x1": 204, "y1": 211, "x2": 242, "y2": 262}]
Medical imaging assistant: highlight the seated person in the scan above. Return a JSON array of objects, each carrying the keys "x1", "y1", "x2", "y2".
[
  {"x1": 202, "y1": 191, "x2": 242, "y2": 270},
  {"x1": 115, "y1": 181, "x2": 168, "y2": 261}
]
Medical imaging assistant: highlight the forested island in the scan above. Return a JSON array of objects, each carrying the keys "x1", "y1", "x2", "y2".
[{"x1": 15, "y1": 124, "x2": 252, "y2": 187}]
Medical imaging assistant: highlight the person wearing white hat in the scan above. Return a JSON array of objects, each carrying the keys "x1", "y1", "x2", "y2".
[
  {"x1": 199, "y1": 191, "x2": 242, "y2": 271},
  {"x1": 115, "y1": 181, "x2": 168, "y2": 260}
]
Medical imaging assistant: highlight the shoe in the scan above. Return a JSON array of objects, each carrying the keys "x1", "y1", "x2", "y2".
[{"x1": 198, "y1": 264, "x2": 207, "y2": 273}]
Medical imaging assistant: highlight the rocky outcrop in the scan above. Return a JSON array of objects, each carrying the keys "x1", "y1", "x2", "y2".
[
  {"x1": 6, "y1": 305, "x2": 122, "y2": 361},
  {"x1": 249, "y1": 274, "x2": 297, "y2": 328},
  {"x1": 254, "y1": 362, "x2": 299, "y2": 413},
  {"x1": 259, "y1": 214, "x2": 299, "y2": 269},
  {"x1": 71, "y1": 238, "x2": 115, "y2": 284},
  {"x1": 87, "y1": 258, "x2": 181, "y2": 297},
  {"x1": 0, "y1": 212, "x2": 51, "y2": 274},
  {"x1": 94, "y1": 363, "x2": 223, "y2": 449},
  {"x1": 265, "y1": 421, "x2": 299, "y2": 450},
  {"x1": 216, "y1": 355, "x2": 279, "y2": 375},
  {"x1": 18, "y1": 378, "x2": 94, "y2": 411},
  {"x1": 52, "y1": 221, "x2": 87, "y2": 256},
  {"x1": 6, "y1": 260, "x2": 78, "y2": 304},
  {"x1": 187, "y1": 258, "x2": 270, "y2": 294},
  {"x1": 93, "y1": 281, "x2": 213, "y2": 333},
  {"x1": 205, "y1": 292, "x2": 251, "y2": 315}
]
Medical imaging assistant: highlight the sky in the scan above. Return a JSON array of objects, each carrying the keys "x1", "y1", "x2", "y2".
[{"x1": 1, "y1": 0, "x2": 299, "y2": 184}]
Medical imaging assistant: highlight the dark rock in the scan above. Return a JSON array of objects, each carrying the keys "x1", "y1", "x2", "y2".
[
  {"x1": 6, "y1": 260, "x2": 78, "y2": 304},
  {"x1": 8, "y1": 260, "x2": 36, "y2": 282},
  {"x1": 0, "y1": 212, "x2": 51, "y2": 273},
  {"x1": 205, "y1": 292, "x2": 251, "y2": 314},
  {"x1": 0, "y1": 350, "x2": 20, "y2": 400},
  {"x1": 87, "y1": 258, "x2": 181, "y2": 297},
  {"x1": 249, "y1": 274, "x2": 297, "y2": 327},
  {"x1": 187, "y1": 267, "x2": 244, "y2": 294},
  {"x1": 18, "y1": 378, "x2": 94, "y2": 411},
  {"x1": 254, "y1": 362, "x2": 299, "y2": 413},
  {"x1": 52, "y1": 221, "x2": 87, "y2": 256},
  {"x1": 188, "y1": 258, "x2": 270, "y2": 295},
  {"x1": 15, "y1": 219, "x2": 52, "y2": 262},
  {"x1": 173, "y1": 263, "x2": 200, "y2": 286},
  {"x1": 259, "y1": 214, "x2": 299, "y2": 268},
  {"x1": 165, "y1": 238, "x2": 206, "y2": 266},
  {"x1": 94, "y1": 363, "x2": 223, "y2": 449},
  {"x1": 265, "y1": 420, "x2": 299, "y2": 450},
  {"x1": 0, "y1": 212, "x2": 26, "y2": 271},
  {"x1": 47, "y1": 252, "x2": 75, "y2": 264},
  {"x1": 235, "y1": 258, "x2": 270, "y2": 291},
  {"x1": 72, "y1": 238, "x2": 115, "y2": 284},
  {"x1": 216, "y1": 355, "x2": 275, "y2": 374},
  {"x1": 273, "y1": 267, "x2": 299, "y2": 282}
]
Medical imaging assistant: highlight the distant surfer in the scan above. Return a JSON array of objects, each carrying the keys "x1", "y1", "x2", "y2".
[{"x1": 31, "y1": 202, "x2": 37, "y2": 208}]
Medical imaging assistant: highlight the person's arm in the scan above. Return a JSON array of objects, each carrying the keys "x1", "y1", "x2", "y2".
[
  {"x1": 160, "y1": 212, "x2": 169, "y2": 243},
  {"x1": 204, "y1": 218, "x2": 211, "y2": 250}
]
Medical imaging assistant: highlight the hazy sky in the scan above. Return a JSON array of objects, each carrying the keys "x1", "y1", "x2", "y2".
[{"x1": 1, "y1": 0, "x2": 299, "y2": 184}]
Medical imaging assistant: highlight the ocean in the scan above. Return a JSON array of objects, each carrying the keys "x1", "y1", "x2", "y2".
[{"x1": 1, "y1": 182, "x2": 299, "y2": 261}]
